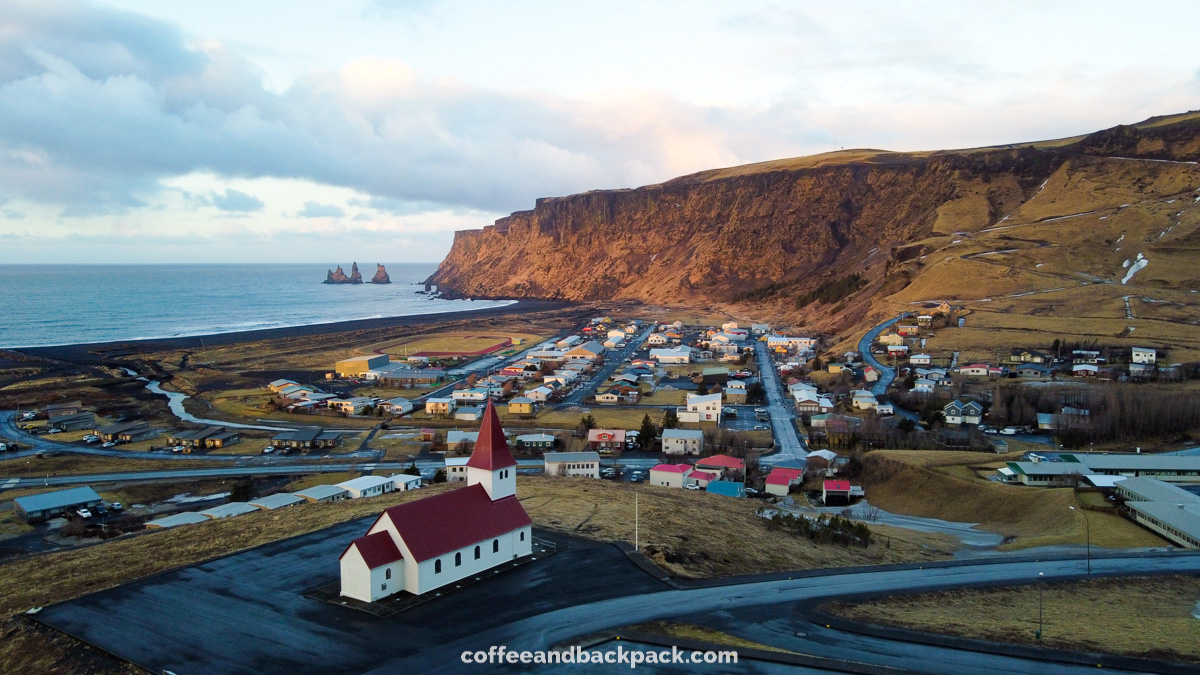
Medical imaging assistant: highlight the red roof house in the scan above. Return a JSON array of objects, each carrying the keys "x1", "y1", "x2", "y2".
[
  {"x1": 695, "y1": 454, "x2": 746, "y2": 473},
  {"x1": 822, "y1": 480, "x2": 852, "y2": 505}
]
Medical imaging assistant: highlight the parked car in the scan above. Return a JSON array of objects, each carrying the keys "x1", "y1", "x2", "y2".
[
  {"x1": 101, "y1": 441, "x2": 116, "y2": 448},
  {"x1": 110, "y1": 502, "x2": 124, "y2": 512},
  {"x1": 1000, "y1": 427, "x2": 1018, "y2": 436},
  {"x1": 744, "y1": 488, "x2": 759, "y2": 495},
  {"x1": 95, "y1": 504, "x2": 108, "y2": 516},
  {"x1": 47, "y1": 428, "x2": 62, "y2": 434},
  {"x1": 261, "y1": 446, "x2": 275, "y2": 454},
  {"x1": 76, "y1": 508, "x2": 93, "y2": 519},
  {"x1": 684, "y1": 483, "x2": 701, "y2": 490}
]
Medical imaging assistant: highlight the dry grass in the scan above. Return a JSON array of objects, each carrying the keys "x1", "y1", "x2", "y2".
[
  {"x1": 370, "y1": 330, "x2": 545, "y2": 357},
  {"x1": 827, "y1": 575, "x2": 1200, "y2": 663},
  {"x1": 862, "y1": 450, "x2": 1166, "y2": 550},
  {"x1": 623, "y1": 621, "x2": 798, "y2": 654}
]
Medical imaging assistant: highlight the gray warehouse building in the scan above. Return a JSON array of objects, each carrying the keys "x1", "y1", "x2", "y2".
[{"x1": 13, "y1": 486, "x2": 104, "y2": 523}]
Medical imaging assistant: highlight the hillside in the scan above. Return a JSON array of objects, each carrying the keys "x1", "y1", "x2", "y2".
[{"x1": 429, "y1": 112, "x2": 1200, "y2": 353}]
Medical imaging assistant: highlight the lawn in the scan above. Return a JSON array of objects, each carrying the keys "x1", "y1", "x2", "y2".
[
  {"x1": 860, "y1": 450, "x2": 1166, "y2": 550},
  {"x1": 371, "y1": 331, "x2": 546, "y2": 357},
  {"x1": 826, "y1": 575, "x2": 1200, "y2": 663}
]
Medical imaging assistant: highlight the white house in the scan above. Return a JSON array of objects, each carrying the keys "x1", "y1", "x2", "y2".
[
  {"x1": 389, "y1": 474, "x2": 424, "y2": 491},
  {"x1": 909, "y1": 354, "x2": 932, "y2": 366},
  {"x1": 327, "y1": 397, "x2": 375, "y2": 415},
  {"x1": 943, "y1": 400, "x2": 983, "y2": 426},
  {"x1": 851, "y1": 390, "x2": 878, "y2": 411},
  {"x1": 687, "y1": 393, "x2": 722, "y2": 422},
  {"x1": 294, "y1": 484, "x2": 349, "y2": 503},
  {"x1": 338, "y1": 475, "x2": 394, "y2": 499},
  {"x1": 452, "y1": 388, "x2": 491, "y2": 403},
  {"x1": 445, "y1": 456, "x2": 471, "y2": 482},
  {"x1": 647, "y1": 333, "x2": 668, "y2": 346},
  {"x1": 1132, "y1": 347, "x2": 1157, "y2": 365},
  {"x1": 380, "y1": 397, "x2": 414, "y2": 415},
  {"x1": 661, "y1": 428, "x2": 704, "y2": 455},
  {"x1": 649, "y1": 463, "x2": 693, "y2": 488},
  {"x1": 340, "y1": 401, "x2": 532, "y2": 602},
  {"x1": 543, "y1": 451, "x2": 601, "y2": 478},
  {"x1": 959, "y1": 364, "x2": 990, "y2": 377},
  {"x1": 524, "y1": 385, "x2": 555, "y2": 403}
]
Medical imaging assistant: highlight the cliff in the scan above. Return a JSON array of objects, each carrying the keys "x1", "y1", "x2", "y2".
[
  {"x1": 428, "y1": 112, "x2": 1200, "y2": 328},
  {"x1": 371, "y1": 264, "x2": 391, "y2": 284},
  {"x1": 325, "y1": 262, "x2": 364, "y2": 284}
]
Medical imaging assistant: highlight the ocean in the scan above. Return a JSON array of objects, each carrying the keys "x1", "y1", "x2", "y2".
[{"x1": 0, "y1": 264, "x2": 514, "y2": 348}]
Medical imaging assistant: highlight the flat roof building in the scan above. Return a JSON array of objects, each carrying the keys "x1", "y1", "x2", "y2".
[
  {"x1": 200, "y1": 502, "x2": 260, "y2": 519},
  {"x1": 335, "y1": 354, "x2": 390, "y2": 377},
  {"x1": 145, "y1": 512, "x2": 211, "y2": 530},
  {"x1": 249, "y1": 493, "x2": 306, "y2": 510},
  {"x1": 13, "y1": 486, "x2": 103, "y2": 523},
  {"x1": 294, "y1": 484, "x2": 350, "y2": 503}
]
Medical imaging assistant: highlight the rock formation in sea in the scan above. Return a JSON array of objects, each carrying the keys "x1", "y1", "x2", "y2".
[
  {"x1": 324, "y1": 263, "x2": 364, "y2": 284},
  {"x1": 371, "y1": 264, "x2": 391, "y2": 284}
]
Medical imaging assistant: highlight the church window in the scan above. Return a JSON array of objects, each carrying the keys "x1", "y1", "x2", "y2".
[
  {"x1": 385, "y1": 568, "x2": 392, "y2": 580},
  {"x1": 520, "y1": 531, "x2": 525, "y2": 542},
  {"x1": 455, "y1": 552, "x2": 462, "y2": 566},
  {"x1": 493, "y1": 539, "x2": 499, "y2": 553},
  {"x1": 474, "y1": 545, "x2": 481, "y2": 560},
  {"x1": 435, "y1": 560, "x2": 442, "y2": 573}
]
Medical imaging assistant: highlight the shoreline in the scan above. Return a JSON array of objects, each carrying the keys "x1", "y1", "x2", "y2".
[{"x1": 15, "y1": 299, "x2": 576, "y2": 363}]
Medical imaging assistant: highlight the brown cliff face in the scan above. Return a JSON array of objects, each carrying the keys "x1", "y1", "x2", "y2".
[
  {"x1": 429, "y1": 114, "x2": 1200, "y2": 314},
  {"x1": 371, "y1": 264, "x2": 391, "y2": 284}
]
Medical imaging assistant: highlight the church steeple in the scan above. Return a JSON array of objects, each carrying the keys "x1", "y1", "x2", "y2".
[{"x1": 466, "y1": 399, "x2": 517, "y2": 500}]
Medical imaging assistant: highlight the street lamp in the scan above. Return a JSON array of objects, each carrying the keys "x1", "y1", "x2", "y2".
[
  {"x1": 1036, "y1": 571, "x2": 1044, "y2": 642},
  {"x1": 1069, "y1": 505, "x2": 1091, "y2": 575}
]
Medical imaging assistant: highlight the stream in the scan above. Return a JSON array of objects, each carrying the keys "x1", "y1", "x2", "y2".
[{"x1": 123, "y1": 368, "x2": 288, "y2": 431}]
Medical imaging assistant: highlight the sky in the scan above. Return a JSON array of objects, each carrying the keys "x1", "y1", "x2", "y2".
[{"x1": 1, "y1": 0, "x2": 1198, "y2": 264}]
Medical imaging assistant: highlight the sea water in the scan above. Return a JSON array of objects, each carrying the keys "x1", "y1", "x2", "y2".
[{"x1": 0, "y1": 264, "x2": 513, "y2": 348}]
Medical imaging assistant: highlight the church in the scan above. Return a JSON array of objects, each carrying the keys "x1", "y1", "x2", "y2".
[{"x1": 339, "y1": 400, "x2": 532, "y2": 602}]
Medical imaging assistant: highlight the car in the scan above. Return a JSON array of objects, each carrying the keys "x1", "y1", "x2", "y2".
[
  {"x1": 111, "y1": 502, "x2": 124, "y2": 512},
  {"x1": 47, "y1": 428, "x2": 62, "y2": 434},
  {"x1": 101, "y1": 441, "x2": 116, "y2": 448},
  {"x1": 1000, "y1": 427, "x2": 1018, "y2": 436},
  {"x1": 984, "y1": 428, "x2": 998, "y2": 435},
  {"x1": 95, "y1": 504, "x2": 108, "y2": 516},
  {"x1": 754, "y1": 425, "x2": 768, "y2": 430},
  {"x1": 684, "y1": 484, "x2": 701, "y2": 490},
  {"x1": 754, "y1": 408, "x2": 767, "y2": 413},
  {"x1": 744, "y1": 488, "x2": 759, "y2": 495},
  {"x1": 20, "y1": 412, "x2": 36, "y2": 421},
  {"x1": 262, "y1": 446, "x2": 275, "y2": 454},
  {"x1": 83, "y1": 435, "x2": 100, "y2": 443},
  {"x1": 75, "y1": 508, "x2": 93, "y2": 519}
]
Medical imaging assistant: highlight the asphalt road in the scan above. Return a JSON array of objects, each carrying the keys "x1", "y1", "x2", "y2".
[
  {"x1": 858, "y1": 314, "x2": 908, "y2": 396},
  {"x1": 561, "y1": 326, "x2": 655, "y2": 405},
  {"x1": 752, "y1": 340, "x2": 807, "y2": 464}
]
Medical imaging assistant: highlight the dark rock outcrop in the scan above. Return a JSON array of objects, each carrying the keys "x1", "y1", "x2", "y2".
[
  {"x1": 371, "y1": 264, "x2": 391, "y2": 284},
  {"x1": 324, "y1": 263, "x2": 364, "y2": 284}
]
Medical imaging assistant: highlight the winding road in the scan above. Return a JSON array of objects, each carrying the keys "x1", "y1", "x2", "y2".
[{"x1": 857, "y1": 314, "x2": 908, "y2": 396}]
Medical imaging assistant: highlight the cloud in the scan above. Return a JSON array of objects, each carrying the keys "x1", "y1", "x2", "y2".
[
  {"x1": 209, "y1": 188, "x2": 263, "y2": 212},
  {"x1": 297, "y1": 201, "x2": 345, "y2": 218}
]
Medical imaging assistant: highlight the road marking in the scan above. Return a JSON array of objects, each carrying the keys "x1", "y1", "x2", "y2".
[{"x1": 2, "y1": 478, "x2": 19, "y2": 488}]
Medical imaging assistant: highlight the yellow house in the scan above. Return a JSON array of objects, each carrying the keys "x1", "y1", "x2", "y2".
[
  {"x1": 827, "y1": 363, "x2": 845, "y2": 374},
  {"x1": 507, "y1": 397, "x2": 535, "y2": 415}
]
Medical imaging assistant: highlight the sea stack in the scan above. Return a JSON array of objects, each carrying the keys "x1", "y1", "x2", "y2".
[
  {"x1": 371, "y1": 264, "x2": 391, "y2": 284},
  {"x1": 324, "y1": 263, "x2": 365, "y2": 284}
]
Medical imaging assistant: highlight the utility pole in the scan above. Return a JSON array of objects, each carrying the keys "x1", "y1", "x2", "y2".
[
  {"x1": 634, "y1": 493, "x2": 639, "y2": 551},
  {"x1": 1036, "y1": 572, "x2": 1044, "y2": 642}
]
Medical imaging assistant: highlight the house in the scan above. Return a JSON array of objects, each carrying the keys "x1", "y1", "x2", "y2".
[
  {"x1": 524, "y1": 386, "x2": 555, "y2": 403},
  {"x1": 445, "y1": 456, "x2": 471, "y2": 481},
  {"x1": 556, "y1": 335, "x2": 582, "y2": 349},
  {"x1": 959, "y1": 364, "x2": 990, "y2": 377},
  {"x1": 48, "y1": 411, "x2": 95, "y2": 432},
  {"x1": 95, "y1": 420, "x2": 149, "y2": 443},
  {"x1": 446, "y1": 431, "x2": 479, "y2": 452},
  {"x1": 897, "y1": 325, "x2": 919, "y2": 336},
  {"x1": 515, "y1": 433, "x2": 556, "y2": 451},
  {"x1": 1016, "y1": 364, "x2": 1050, "y2": 379},
  {"x1": 650, "y1": 346, "x2": 693, "y2": 364},
  {"x1": 876, "y1": 333, "x2": 904, "y2": 347},
  {"x1": 455, "y1": 406, "x2": 483, "y2": 422},
  {"x1": 851, "y1": 390, "x2": 879, "y2": 411},
  {"x1": 328, "y1": 397, "x2": 375, "y2": 415},
  {"x1": 706, "y1": 481, "x2": 745, "y2": 498},
  {"x1": 687, "y1": 393, "x2": 722, "y2": 422},
  {"x1": 822, "y1": 480, "x2": 852, "y2": 505},
  {"x1": 452, "y1": 388, "x2": 492, "y2": 403},
  {"x1": 13, "y1": 486, "x2": 103, "y2": 523},
  {"x1": 507, "y1": 397, "x2": 535, "y2": 416},
  {"x1": 544, "y1": 451, "x2": 601, "y2": 478},
  {"x1": 1009, "y1": 349, "x2": 1051, "y2": 364},
  {"x1": 863, "y1": 366, "x2": 880, "y2": 383},
  {"x1": 272, "y1": 426, "x2": 342, "y2": 452},
  {"x1": 380, "y1": 397, "x2": 414, "y2": 415},
  {"x1": 335, "y1": 354, "x2": 390, "y2": 378},
  {"x1": 886, "y1": 344, "x2": 909, "y2": 357},
  {"x1": 647, "y1": 333, "x2": 668, "y2": 346},
  {"x1": 649, "y1": 463, "x2": 693, "y2": 488},
  {"x1": 1072, "y1": 350, "x2": 1102, "y2": 364},
  {"x1": 167, "y1": 425, "x2": 241, "y2": 450},
  {"x1": 912, "y1": 378, "x2": 936, "y2": 394},
  {"x1": 390, "y1": 474, "x2": 424, "y2": 491},
  {"x1": 686, "y1": 470, "x2": 718, "y2": 488},
  {"x1": 1131, "y1": 347, "x2": 1157, "y2": 365},
  {"x1": 587, "y1": 429, "x2": 626, "y2": 452},
  {"x1": 563, "y1": 341, "x2": 605, "y2": 362},
  {"x1": 268, "y1": 379, "x2": 299, "y2": 392},
  {"x1": 909, "y1": 354, "x2": 932, "y2": 366},
  {"x1": 661, "y1": 428, "x2": 704, "y2": 455},
  {"x1": 943, "y1": 400, "x2": 983, "y2": 426},
  {"x1": 916, "y1": 314, "x2": 933, "y2": 327},
  {"x1": 724, "y1": 381, "x2": 748, "y2": 404},
  {"x1": 294, "y1": 484, "x2": 350, "y2": 503},
  {"x1": 751, "y1": 323, "x2": 770, "y2": 335},
  {"x1": 695, "y1": 454, "x2": 745, "y2": 478},
  {"x1": 764, "y1": 467, "x2": 805, "y2": 497},
  {"x1": 377, "y1": 369, "x2": 444, "y2": 386},
  {"x1": 827, "y1": 362, "x2": 847, "y2": 374},
  {"x1": 249, "y1": 493, "x2": 306, "y2": 510},
  {"x1": 805, "y1": 449, "x2": 839, "y2": 476},
  {"x1": 1073, "y1": 363, "x2": 1099, "y2": 377},
  {"x1": 339, "y1": 400, "x2": 532, "y2": 602},
  {"x1": 425, "y1": 397, "x2": 457, "y2": 416},
  {"x1": 766, "y1": 335, "x2": 818, "y2": 351},
  {"x1": 338, "y1": 475, "x2": 395, "y2": 499}
]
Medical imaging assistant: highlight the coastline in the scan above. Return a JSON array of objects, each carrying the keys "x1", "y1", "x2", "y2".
[{"x1": 15, "y1": 299, "x2": 575, "y2": 363}]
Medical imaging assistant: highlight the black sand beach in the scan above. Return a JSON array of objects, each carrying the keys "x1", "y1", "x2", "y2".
[{"x1": 16, "y1": 300, "x2": 576, "y2": 364}]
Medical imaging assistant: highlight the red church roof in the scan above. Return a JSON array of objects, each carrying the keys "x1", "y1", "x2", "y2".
[
  {"x1": 374, "y1": 484, "x2": 530, "y2": 562},
  {"x1": 340, "y1": 531, "x2": 402, "y2": 568},
  {"x1": 466, "y1": 399, "x2": 517, "y2": 471}
]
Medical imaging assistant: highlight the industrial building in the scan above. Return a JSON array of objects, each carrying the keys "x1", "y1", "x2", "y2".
[
  {"x1": 13, "y1": 486, "x2": 104, "y2": 523},
  {"x1": 335, "y1": 354, "x2": 390, "y2": 378}
]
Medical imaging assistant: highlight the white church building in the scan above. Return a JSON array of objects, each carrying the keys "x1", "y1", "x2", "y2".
[{"x1": 339, "y1": 400, "x2": 532, "y2": 602}]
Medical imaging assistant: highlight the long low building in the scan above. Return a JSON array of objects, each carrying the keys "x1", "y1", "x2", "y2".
[
  {"x1": 1116, "y1": 477, "x2": 1200, "y2": 549},
  {"x1": 145, "y1": 512, "x2": 211, "y2": 530},
  {"x1": 543, "y1": 451, "x2": 601, "y2": 478},
  {"x1": 1000, "y1": 453, "x2": 1200, "y2": 486},
  {"x1": 13, "y1": 486, "x2": 103, "y2": 523}
]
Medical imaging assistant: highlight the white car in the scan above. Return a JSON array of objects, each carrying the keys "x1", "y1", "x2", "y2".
[
  {"x1": 684, "y1": 484, "x2": 701, "y2": 490},
  {"x1": 47, "y1": 428, "x2": 62, "y2": 434},
  {"x1": 262, "y1": 446, "x2": 275, "y2": 454},
  {"x1": 76, "y1": 508, "x2": 93, "y2": 519},
  {"x1": 102, "y1": 441, "x2": 116, "y2": 448},
  {"x1": 1000, "y1": 427, "x2": 1018, "y2": 436}
]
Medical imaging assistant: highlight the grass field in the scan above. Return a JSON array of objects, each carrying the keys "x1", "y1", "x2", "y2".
[
  {"x1": 370, "y1": 331, "x2": 545, "y2": 358},
  {"x1": 622, "y1": 621, "x2": 798, "y2": 654},
  {"x1": 860, "y1": 450, "x2": 1166, "y2": 550},
  {"x1": 826, "y1": 575, "x2": 1200, "y2": 663}
]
